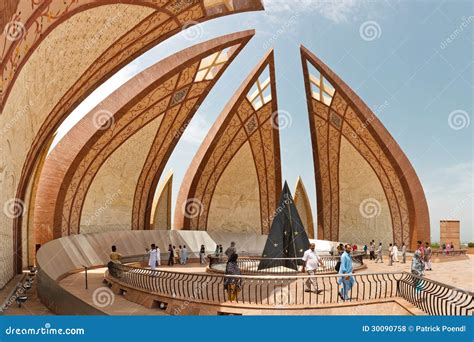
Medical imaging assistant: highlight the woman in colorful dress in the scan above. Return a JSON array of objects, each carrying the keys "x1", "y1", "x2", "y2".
[
  {"x1": 411, "y1": 240, "x2": 425, "y2": 295},
  {"x1": 224, "y1": 253, "x2": 242, "y2": 301}
]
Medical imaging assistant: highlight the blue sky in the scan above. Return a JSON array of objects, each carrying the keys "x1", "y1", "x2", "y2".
[{"x1": 55, "y1": 0, "x2": 473, "y2": 242}]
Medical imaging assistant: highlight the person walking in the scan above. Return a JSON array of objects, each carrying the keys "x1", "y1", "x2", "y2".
[
  {"x1": 181, "y1": 245, "x2": 188, "y2": 265},
  {"x1": 411, "y1": 241, "x2": 425, "y2": 295},
  {"x1": 168, "y1": 244, "x2": 174, "y2": 266},
  {"x1": 392, "y1": 243, "x2": 399, "y2": 262},
  {"x1": 401, "y1": 242, "x2": 407, "y2": 263},
  {"x1": 224, "y1": 253, "x2": 242, "y2": 301},
  {"x1": 424, "y1": 242, "x2": 432, "y2": 271},
  {"x1": 388, "y1": 243, "x2": 393, "y2": 266},
  {"x1": 214, "y1": 244, "x2": 220, "y2": 256},
  {"x1": 338, "y1": 244, "x2": 355, "y2": 301},
  {"x1": 156, "y1": 244, "x2": 161, "y2": 266},
  {"x1": 302, "y1": 243, "x2": 323, "y2": 294},
  {"x1": 199, "y1": 244, "x2": 206, "y2": 264},
  {"x1": 363, "y1": 244, "x2": 368, "y2": 256},
  {"x1": 375, "y1": 242, "x2": 383, "y2": 263},
  {"x1": 147, "y1": 244, "x2": 158, "y2": 270},
  {"x1": 225, "y1": 241, "x2": 237, "y2": 259},
  {"x1": 174, "y1": 245, "x2": 180, "y2": 264},
  {"x1": 369, "y1": 241, "x2": 375, "y2": 260}
]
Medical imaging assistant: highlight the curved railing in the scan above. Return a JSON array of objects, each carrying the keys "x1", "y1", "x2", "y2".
[
  {"x1": 430, "y1": 249, "x2": 468, "y2": 257},
  {"x1": 106, "y1": 263, "x2": 473, "y2": 315},
  {"x1": 208, "y1": 253, "x2": 365, "y2": 274}
]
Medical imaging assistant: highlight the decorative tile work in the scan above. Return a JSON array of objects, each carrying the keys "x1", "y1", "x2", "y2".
[
  {"x1": 176, "y1": 53, "x2": 281, "y2": 234},
  {"x1": 302, "y1": 46, "x2": 429, "y2": 247},
  {"x1": 131, "y1": 42, "x2": 249, "y2": 230}
]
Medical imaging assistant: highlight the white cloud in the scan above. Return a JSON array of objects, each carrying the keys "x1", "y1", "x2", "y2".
[
  {"x1": 263, "y1": 0, "x2": 373, "y2": 23},
  {"x1": 181, "y1": 115, "x2": 210, "y2": 146}
]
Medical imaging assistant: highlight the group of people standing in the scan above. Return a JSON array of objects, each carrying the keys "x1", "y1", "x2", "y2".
[
  {"x1": 144, "y1": 244, "x2": 189, "y2": 270},
  {"x1": 366, "y1": 240, "x2": 432, "y2": 271}
]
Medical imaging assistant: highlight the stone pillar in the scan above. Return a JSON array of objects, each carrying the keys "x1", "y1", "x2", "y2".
[{"x1": 440, "y1": 220, "x2": 460, "y2": 249}]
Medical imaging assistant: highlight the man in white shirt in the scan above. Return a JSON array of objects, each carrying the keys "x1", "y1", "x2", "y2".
[{"x1": 302, "y1": 243, "x2": 323, "y2": 294}]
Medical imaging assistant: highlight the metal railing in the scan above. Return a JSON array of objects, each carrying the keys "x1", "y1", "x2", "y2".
[
  {"x1": 208, "y1": 253, "x2": 365, "y2": 275},
  {"x1": 106, "y1": 263, "x2": 473, "y2": 315},
  {"x1": 430, "y1": 249, "x2": 468, "y2": 257}
]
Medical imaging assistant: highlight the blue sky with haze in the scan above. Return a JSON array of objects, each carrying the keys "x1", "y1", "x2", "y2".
[{"x1": 54, "y1": 0, "x2": 473, "y2": 242}]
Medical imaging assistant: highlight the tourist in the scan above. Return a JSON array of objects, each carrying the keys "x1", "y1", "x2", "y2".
[
  {"x1": 392, "y1": 243, "x2": 399, "y2": 262},
  {"x1": 442, "y1": 243, "x2": 446, "y2": 255},
  {"x1": 156, "y1": 244, "x2": 161, "y2": 266},
  {"x1": 363, "y1": 244, "x2": 368, "y2": 256},
  {"x1": 199, "y1": 244, "x2": 206, "y2": 264},
  {"x1": 181, "y1": 245, "x2": 188, "y2": 265},
  {"x1": 451, "y1": 242, "x2": 455, "y2": 251},
  {"x1": 375, "y1": 242, "x2": 383, "y2": 263},
  {"x1": 411, "y1": 241, "x2": 425, "y2": 293},
  {"x1": 424, "y1": 242, "x2": 432, "y2": 271},
  {"x1": 388, "y1": 243, "x2": 393, "y2": 266},
  {"x1": 214, "y1": 244, "x2": 220, "y2": 256},
  {"x1": 401, "y1": 242, "x2": 407, "y2": 263},
  {"x1": 174, "y1": 245, "x2": 180, "y2": 264},
  {"x1": 446, "y1": 242, "x2": 451, "y2": 255},
  {"x1": 337, "y1": 243, "x2": 344, "y2": 256},
  {"x1": 369, "y1": 241, "x2": 375, "y2": 260},
  {"x1": 338, "y1": 244, "x2": 355, "y2": 301},
  {"x1": 168, "y1": 244, "x2": 174, "y2": 266},
  {"x1": 219, "y1": 244, "x2": 224, "y2": 254},
  {"x1": 352, "y1": 244, "x2": 357, "y2": 252},
  {"x1": 225, "y1": 241, "x2": 237, "y2": 259},
  {"x1": 301, "y1": 243, "x2": 323, "y2": 294},
  {"x1": 224, "y1": 253, "x2": 242, "y2": 301},
  {"x1": 147, "y1": 244, "x2": 158, "y2": 270},
  {"x1": 110, "y1": 245, "x2": 122, "y2": 263}
]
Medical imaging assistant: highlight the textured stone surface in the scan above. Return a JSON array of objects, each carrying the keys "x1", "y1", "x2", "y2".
[
  {"x1": 80, "y1": 117, "x2": 163, "y2": 234},
  {"x1": 207, "y1": 142, "x2": 261, "y2": 233},
  {"x1": 0, "y1": 4, "x2": 151, "y2": 288},
  {"x1": 338, "y1": 137, "x2": 392, "y2": 245}
]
